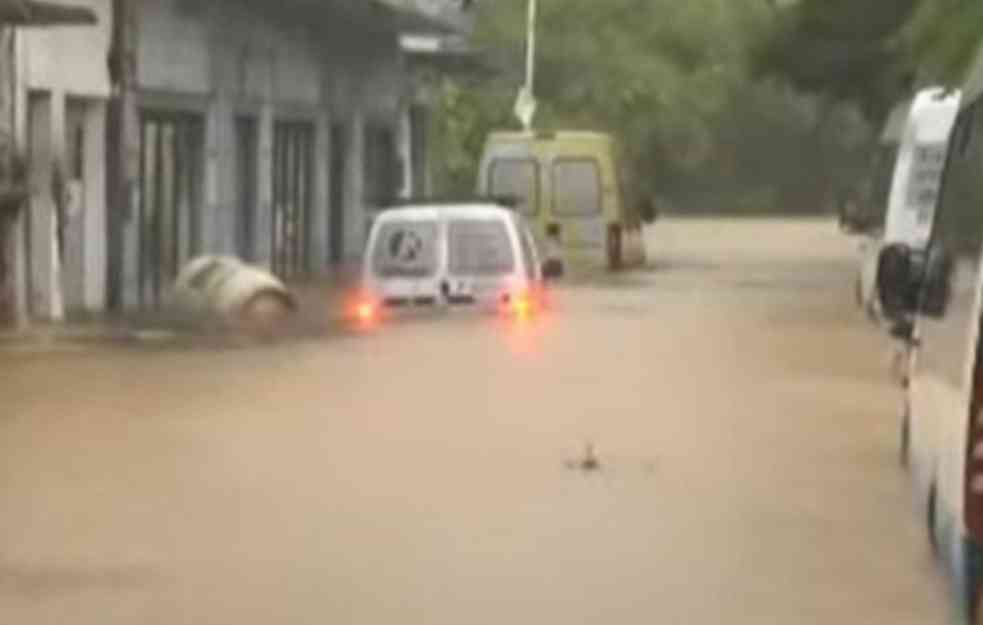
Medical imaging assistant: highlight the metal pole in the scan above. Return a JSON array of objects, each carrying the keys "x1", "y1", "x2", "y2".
[{"x1": 525, "y1": 0, "x2": 537, "y2": 96}]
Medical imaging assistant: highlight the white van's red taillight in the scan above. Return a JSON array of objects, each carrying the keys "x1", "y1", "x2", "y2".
[
  {"x1": 357, "y1": 301, "x2": 376, "y2": 323},
  {"x1": 499, "y1": 286, "x2": 547, "y2": 320},
  {"x1": 345, "y1": 291, "x2": 381, "y2": 328}
]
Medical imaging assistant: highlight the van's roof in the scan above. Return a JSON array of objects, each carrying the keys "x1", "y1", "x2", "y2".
[
  {"x1": 906, "y1": 87, "x2": 961, "y2": 143},
  {"x1": 486, "y1": 130, "x2": 614, "y2": 144},
  {"x1": 374, "y1": 202, "x2": 516, "y2": 222}
]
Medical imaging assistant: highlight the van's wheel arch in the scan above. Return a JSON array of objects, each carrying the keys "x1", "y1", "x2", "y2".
[{"x1": 607, "y1": 224, "x2": 623, "y2": 272}]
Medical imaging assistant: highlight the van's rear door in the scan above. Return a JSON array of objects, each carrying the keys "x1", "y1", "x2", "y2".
[
  {"x1": 445, "y1": 217, "x2": 518, "y2": 308},
  {"x1": 548, "y1": 156, "x2": 608, "y2": 257},
  {"x1": 480, "y1": 143, "x2": 542, "y2": 221},
  {"x1": 367, "y1": 217, "x2": 441, "y2": 306}
]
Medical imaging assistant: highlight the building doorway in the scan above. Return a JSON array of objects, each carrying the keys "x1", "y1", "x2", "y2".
[{"x1": 138, "y1": 111, "x2": 204, "y2": 308}]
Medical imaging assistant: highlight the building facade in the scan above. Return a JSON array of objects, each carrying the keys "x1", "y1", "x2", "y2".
[
  {"x1": 107, "y1": 0, "x2": 455, "y2": 312},
  {"x1": 0, "y1": 0, "x2": 471, "y2": 325}
]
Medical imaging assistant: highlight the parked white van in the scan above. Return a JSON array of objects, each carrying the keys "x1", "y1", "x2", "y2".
[
  {"x1": 877, "y1": 78, "x2": 983, "y2": 622},
  {"x1": 356, "y1": 201, "x2": 549, "y2": 323},
  {"x1": 857, "y1": 87, "x2": 961, "y2": 322}
]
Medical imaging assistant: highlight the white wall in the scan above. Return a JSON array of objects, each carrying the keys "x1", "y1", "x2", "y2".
[{"x1": 22, "y1": 0, "x2": 112, "y2": 97}]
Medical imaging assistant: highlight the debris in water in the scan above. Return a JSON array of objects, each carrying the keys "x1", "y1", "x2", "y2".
[{"x1": 565, "y1": 442, "x2": 601, "y2": 473}]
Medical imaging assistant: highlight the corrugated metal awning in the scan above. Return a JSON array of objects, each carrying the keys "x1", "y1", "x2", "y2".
[
  {"x1": 369, "y1": 0, "x2": 459, "y2": 34},
  {"x1": 0, "y1": 0, "x2": 97, "y2": 26},
  {"x1": 324, "y1": 0, "x2": 455, "y2": 35}
]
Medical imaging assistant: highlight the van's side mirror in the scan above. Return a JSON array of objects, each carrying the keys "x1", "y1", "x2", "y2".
[
  {"x1": 877, "y1": 242, "x2": 954, "y2": 320},
  {"x1": 876, "y1": 243, "x2": 919, "y2": 319},
  {"x1": 542, "y1": 259, "x2": 564, "y2": 281}
]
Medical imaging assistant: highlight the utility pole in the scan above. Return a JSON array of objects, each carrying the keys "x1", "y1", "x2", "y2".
[
  {"x1": 513, "y1": 0, "x2": 537, "y2": 131},
  {"x1": 107, "y1": 0, "x2": 137, "y2": 310},
  {"x1": 525, "y1": 0, "x2": 536, "y2": 95}
]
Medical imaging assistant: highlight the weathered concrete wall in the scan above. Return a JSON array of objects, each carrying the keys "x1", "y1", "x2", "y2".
[{"x1": 136, "y1": 0, "x2": 210, "y2": 94}]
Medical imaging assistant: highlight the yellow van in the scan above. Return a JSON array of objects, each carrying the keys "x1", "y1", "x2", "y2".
[{"x1": 476, "y1": 130, "x2": 648, "y2": 273}]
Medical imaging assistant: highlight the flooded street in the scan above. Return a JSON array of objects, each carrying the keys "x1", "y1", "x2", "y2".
[{"x1": 0, "y1": 218, "x2": 950, "y2": 624}]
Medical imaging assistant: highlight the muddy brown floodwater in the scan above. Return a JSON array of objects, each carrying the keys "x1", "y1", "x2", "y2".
[{"x1": 0, "y1": 218, "x2": 952, "y2": 624}]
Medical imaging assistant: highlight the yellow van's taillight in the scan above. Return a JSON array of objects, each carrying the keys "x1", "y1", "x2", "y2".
[{"x1": 511, "y1": 291, "x2": 533, "y2": 319}]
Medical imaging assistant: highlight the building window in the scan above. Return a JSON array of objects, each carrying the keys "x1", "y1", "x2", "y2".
[
  {"x1": 138, "y1": 111, "x2": 205, "y2": 308},
  {"x1": 272, "y1": 120, "x2": 315, "y2": 279},
  {"x1": 552, "y1": 158, "x2": 602, "y2": 217},
  {"x1": 235, "y1": 116, "x2": 258, "y2": 261}
]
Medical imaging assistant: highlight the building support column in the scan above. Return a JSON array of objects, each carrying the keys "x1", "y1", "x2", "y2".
[
  {"x1": 82, "y1": 100, "x2": 106, "y2": 312},
  {"x1": 26, "y1": 90, "x2": 65, "y2": 321},
  {"x1": 344, "y1": 109, "x2": 365, "y2": 265},
  {"x1": 310, "y1": 107, "x2": 330, "y2": 274},
  {"x1": 397, "y1": 105, "x2": 412, "y2": 199},
  {"x1": 254, "y1": 103, "x2": 274, "y2": 267}
]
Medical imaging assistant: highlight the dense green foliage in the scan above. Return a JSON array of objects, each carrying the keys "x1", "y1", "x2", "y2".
[
  {"x1": 754, "y1": 0, "x2": 983, "y2": 114},
  {"x1": 751, "y1": 0, "x2": 919, "y2": 122},
  {"x1": 429, "y1": 0, "x2": 877, "y2": 215},
  {"x1": 428, "y1": 0, "x2": 983, "y2": 215},
  {"x1": 904, "y1": 0, "x2": 983, "y2": 86}
]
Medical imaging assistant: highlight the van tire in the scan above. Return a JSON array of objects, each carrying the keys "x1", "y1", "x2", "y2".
[
  {"x1": 607, "y1": 225, "x2": 623, "y2": 272},
  {"x1": 928, "y1": 485, "x2": 939, "y2": 554}
]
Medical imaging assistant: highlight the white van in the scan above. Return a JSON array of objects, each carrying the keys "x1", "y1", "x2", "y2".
[
  {"x1": 877, "y1": 78, "x2": 983, "y2": 622},
  {"x1": 857, "y1": 87, "x2": 961, "y2": 321},
  {"x1": 357, "y1": 201, "x2": 548, "y2": 321}
]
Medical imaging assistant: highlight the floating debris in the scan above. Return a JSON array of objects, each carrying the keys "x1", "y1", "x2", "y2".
[{"x1": 565, "y1": 441, "x2": 601, "y2": 473}]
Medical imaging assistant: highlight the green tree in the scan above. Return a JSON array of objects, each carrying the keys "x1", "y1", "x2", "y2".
[
  {"x1": 751, "y1": 0, "x2": 919, "y2": 122},
  {"x1": 431, "y1": 0, "x2": 876, "y2": 214},
  {"x1": 904, "y1": 0, "x2": 983, "y2": 86}
]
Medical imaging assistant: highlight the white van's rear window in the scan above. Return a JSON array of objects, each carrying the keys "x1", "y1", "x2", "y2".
[
  {"x1": 448, "y1": 219, "x2": 515, "y2": 276},
  {"x1": 489, "y1": 158, "x2": 539, "y2": 215},
  {"x1": 371, "y1": 221, "x2": 439, "y2": 278}
]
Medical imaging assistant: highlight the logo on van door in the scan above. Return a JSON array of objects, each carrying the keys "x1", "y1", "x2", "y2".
[{"x1": 387, "y1": 229, "x2": 425, "y2": 264}]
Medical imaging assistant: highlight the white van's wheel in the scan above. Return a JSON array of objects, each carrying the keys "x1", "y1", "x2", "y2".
[{"x1": 607, "y1": 225, "x2": 623, "y2": 272}]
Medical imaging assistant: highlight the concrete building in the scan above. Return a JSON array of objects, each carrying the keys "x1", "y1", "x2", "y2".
[
  {"x1": 104, "y1": 0, "x2": 463, "y2": 312},
  {"x1": 0, "y1": 0, "x2": 474, "y2": 324}
]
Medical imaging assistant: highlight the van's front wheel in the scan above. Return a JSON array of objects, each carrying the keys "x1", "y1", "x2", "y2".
[{"x1": 607, "y1": 225, "x2": 623, "y2": 272}]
